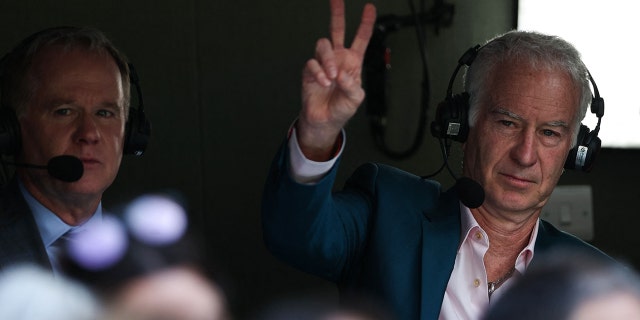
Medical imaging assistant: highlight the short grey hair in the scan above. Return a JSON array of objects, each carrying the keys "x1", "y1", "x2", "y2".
[
  {"x1": 464, "y1": 30, "x2": 592, "y2": 145},
  {"x1": 0, "y1": 26, "x2": 131, "y2": 117}
]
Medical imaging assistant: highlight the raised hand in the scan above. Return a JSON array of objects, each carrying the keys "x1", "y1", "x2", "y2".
[{"x1": 296, "y1": 0, "x2": 376, "y2": 161}]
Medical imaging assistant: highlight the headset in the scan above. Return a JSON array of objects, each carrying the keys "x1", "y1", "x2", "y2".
[
  {"x1": 0, "y1": 31, "x2": 151, "y2": 157},
  {"x1": 430, "y1": 44, "x2": 605, "y2": 172},
  {"x1": 122, "y1": 63, "x2": 152, "y2": 156}
]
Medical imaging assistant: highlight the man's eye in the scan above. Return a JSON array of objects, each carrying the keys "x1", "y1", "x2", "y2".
[
  {"x1": 542, "y1": 129, "x2": 558, "y2": 137},
  {"x1": 97, "y1": 110, "x2": 115, "y2": 117},
  {"x1": 499, "y1": 120, "x2": 514, "y2": 127},
  {"x1": 54, "y1": 109, "x2": 71, "y2": 115}
]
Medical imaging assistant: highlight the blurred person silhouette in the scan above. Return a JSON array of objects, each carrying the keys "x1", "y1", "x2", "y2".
[
  {"x1": 0, "y1": 26, "x2": 151, "y2": 275},
  {"x1": 255, "y1": 294, "x2": 394, "y2": 320},
  {"x1": 102, "y1": 266, "x2": 227, "y2": 320},
  {"x1": 482, "y1": 248, "x2": 640, "y2": 320},
  {"x1": 62, "y1": 193, "x2": 230, "y2": 320},
  {"x1": 0, "y1": 263, "x2": 100, "y2": 320}
]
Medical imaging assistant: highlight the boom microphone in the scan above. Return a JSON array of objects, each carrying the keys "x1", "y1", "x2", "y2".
[
  {"x1": 4, "y1": 155, "x2": 84, "y2": 182},
  {"x1": 422, "y1": 136, "x2": 485, "y2": 208},
  {"x1": 455, "y1": 176, "x2": 485, "y2": 209}
]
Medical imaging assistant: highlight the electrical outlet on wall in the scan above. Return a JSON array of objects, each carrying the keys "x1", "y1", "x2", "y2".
[{"x1": 540, "y1": 185, "x2": 594, "y2": 241}]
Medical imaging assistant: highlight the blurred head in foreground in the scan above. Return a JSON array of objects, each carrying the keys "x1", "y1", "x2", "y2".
[
  {"x1": 63, "y1": 193, "x2": 230, "y2": 320},
  {"x1": 483, "y1": 248, "x2": 640, "y2": 320},
  {"x1": 0, "y1": 264, "x2": 100, "y2": 320},
  {"x1": 254, "y1": 294, "x2": 395, "y2": 320}
]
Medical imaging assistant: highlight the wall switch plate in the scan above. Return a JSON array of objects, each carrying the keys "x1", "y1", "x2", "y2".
[{"x1": 540, "y1": 185, "x2": 594, "y2": 241}]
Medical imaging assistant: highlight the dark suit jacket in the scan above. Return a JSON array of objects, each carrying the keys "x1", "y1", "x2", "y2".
[
  {"x1": 0, "y1": 178, "x2": 52, "y2": 271},
  {"x1": 262, "y1": 143, "x2": 610, "y2": 320}
]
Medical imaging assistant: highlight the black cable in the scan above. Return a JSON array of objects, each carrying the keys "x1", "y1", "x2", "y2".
[
  {"x1": 421, "y1": 137, "x2": 449, "y2": 179},
  {"x1": 369, "y1": 0, "x2": 432, "y2": 160}
]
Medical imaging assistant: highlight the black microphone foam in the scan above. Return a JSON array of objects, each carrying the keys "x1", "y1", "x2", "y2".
[
  {"x1": 47, "y1": 155, "x2": 84, "y2": 182},
  {"x1": 455, "y1": 177, "x2": 485, "y2": 209}
]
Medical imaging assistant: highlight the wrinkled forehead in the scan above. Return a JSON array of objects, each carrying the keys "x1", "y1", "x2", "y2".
[
  {"x1": 26, "y1": 44, "x2": 130, "y2": 111},
  {"x1": 482, "y1": 57, "x2": 582, "y2": 105}
]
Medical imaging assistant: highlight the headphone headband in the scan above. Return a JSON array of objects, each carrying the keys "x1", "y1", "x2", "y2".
[{"x1": 432, "y1": 43, "x2": 604, "y2": 172}]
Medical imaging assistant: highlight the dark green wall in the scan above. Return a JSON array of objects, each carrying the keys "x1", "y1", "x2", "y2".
[{"x1": 1, "y1": 0, "x2": 637, "y2": 318}]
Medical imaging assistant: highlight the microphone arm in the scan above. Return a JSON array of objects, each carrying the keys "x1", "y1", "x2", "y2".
[
  {"x1": 2, "y1": 155, "x2": 84, "y2": 182},
  {"x1": 422, "y1": 137, "x2": 485, "y2": 208}
]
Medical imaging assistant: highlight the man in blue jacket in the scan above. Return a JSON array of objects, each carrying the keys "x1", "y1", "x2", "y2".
[{"x1": 262, "y1": 0, "x2": 611, "y2": 319}]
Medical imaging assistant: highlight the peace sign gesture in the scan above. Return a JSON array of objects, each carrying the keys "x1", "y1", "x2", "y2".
[{"x1": 296, "y1": 0, "x2": 376, "y2": 161}]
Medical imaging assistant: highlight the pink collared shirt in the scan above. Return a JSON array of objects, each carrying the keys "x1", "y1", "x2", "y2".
[{"x1": 439, "y1": 206, "x2": 538, "y2": 320}]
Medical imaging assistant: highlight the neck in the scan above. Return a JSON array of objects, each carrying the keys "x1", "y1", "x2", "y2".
[
  {"x1": 471, "y1": 206, "x2": 538, "y2": 281},
  {"x1": 37, "y1": 197, "x2": 98, "y2": 226},
  {"x1": 20, "y1": 176, "x2": 100, "y2": 226}
]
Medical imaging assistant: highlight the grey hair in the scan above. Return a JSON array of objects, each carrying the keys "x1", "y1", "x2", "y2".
[
  {"x1": 0, "y1": 26, "x2": 131, "y2": 118},
  {"x1": 464, "y1": 30, "x2": 592, "y2": 145}
]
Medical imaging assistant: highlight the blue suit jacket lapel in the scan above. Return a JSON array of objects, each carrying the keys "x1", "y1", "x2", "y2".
[
  {"x1": 420, "y1": 189, "x2": 460, "y2": 319},
  {"x1": 0, "y1": 178, "x2": 51, "y2": 270}
]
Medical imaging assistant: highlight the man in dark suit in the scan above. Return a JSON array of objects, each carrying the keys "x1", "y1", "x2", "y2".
[
  {"x1": 261, "y1": 0, "x2": 611, "y2": 319},
  {"x1": 0, "y1": 27, "x2": 149, "y2": 274}
]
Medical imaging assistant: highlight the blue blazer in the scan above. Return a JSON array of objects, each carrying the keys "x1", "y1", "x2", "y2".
[{"x1": 262, "y1": 143, "x2": 610, "y2": 320}]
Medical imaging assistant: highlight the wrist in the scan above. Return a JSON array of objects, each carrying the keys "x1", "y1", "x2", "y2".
[{"x1": 295, "y1": 119, "x2": 343, "y2": 161}]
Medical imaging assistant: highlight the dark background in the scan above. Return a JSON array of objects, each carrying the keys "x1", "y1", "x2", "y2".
[{"x1": 0, "y1": 0, "x2": 638, "y2": 318}]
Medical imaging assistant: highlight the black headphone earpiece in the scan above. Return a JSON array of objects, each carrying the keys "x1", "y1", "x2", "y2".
[
  {"x1": 0, "y1": 104, "x2": 20, "y2": 156},
  {"x1": 564, "y1": 74, "x2": 604, "y2": 172},
  {"x1": 430, "y1": 45, "x2": 479, "y2": 143},
  {"x1": 431, "y1": 44, "x2": 604, "y2": 172},
  {"x1": 431, "y1": 92, "x2": 470, "y2": 143},
  {"x1": 123, "y1": 63, "x2": 151, "y2": 156},
  {"x1": 564, "y1": 124, "x2": 601, "y2": 172},
  {"x1": 0, "y1": 53, "x2": 20, "y2": 156}
]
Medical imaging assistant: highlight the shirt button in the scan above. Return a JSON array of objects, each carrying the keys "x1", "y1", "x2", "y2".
[
  {"x1": 475, "y1": 232, "x2": 483, "y2": 240},
  {"x1": 474, "y1": 279, "x2": 481, "y2": 287}
]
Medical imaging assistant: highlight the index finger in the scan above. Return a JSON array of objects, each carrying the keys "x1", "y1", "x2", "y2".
[
  {"x1": 350, "y1": 3, "x2": 377, "y2": 57},
  {"x1": 329, "y1": 0, "x2": 346, "y2": 49}
]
